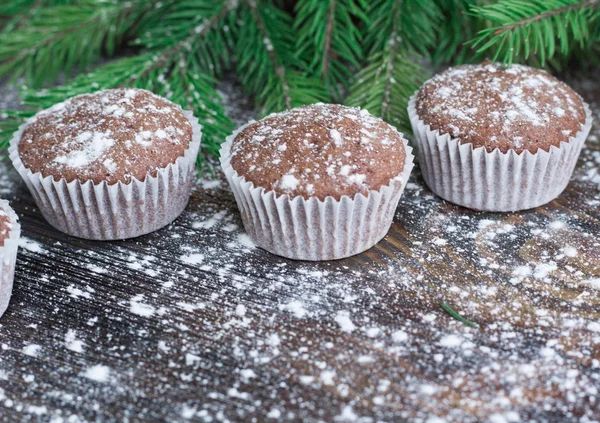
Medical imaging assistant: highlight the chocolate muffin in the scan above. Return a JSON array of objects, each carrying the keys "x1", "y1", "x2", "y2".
[
  {"x1": 0, "y1": 210, "x2": 13, "y2": 247},
  {"x1": 416, "y1": 61, "x2": 586, "y2": 154},
  {"x1": 0, "y1": 200, "x2": 21, "y2": 319},
  {"x1": 221, "y1": 103, "x2": 414, "y2": 261},
  {"x1": 10, "y1": 88, "x2": 202, "y2": 240},
  {"x1": 409, "y1": 61, "x2": 592, "y2": 212},
  {"x1": 18, "y1": 88, "x2": 192, "y2": 185},
  {"x1": 230, "y1": 104, "x2": 407, "y2": 200}
]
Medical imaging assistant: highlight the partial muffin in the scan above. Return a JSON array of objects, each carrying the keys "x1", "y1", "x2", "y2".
[
  {"x1": 221, "y1": 103, "x2": 414, "y2": 261},
  {"x1": 0, "y1": 200, "x2": 21, "y2": 319},
  {"x1": 409, "y1": 61, "x2": 592, "y2": 212},
  {"x1": 9, "y1": 88, "x2": 202, "y2": 240}
]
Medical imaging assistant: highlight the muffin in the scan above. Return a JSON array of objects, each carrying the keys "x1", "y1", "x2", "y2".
[
  {"x1": 9, "y1": 89, "x2": 202, "y2": 240},
  {"x1": 220, "y1": 103, "x2": 414, "y2": 261},
  {"x1": 0, "y1": 200, "x2": 21, "y2": 319},
  {"x1": 408, "y1": 61, "x2": 592, "y2": 212}
]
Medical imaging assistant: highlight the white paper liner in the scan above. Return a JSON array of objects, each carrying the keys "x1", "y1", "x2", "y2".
[
  {"x1": 220, "y1": 124, "x2": 415, "y2": 261},
  {"x1": 408, "y1": 94, "x2": 593, "y2": 212},
  {"x1": 9, "y1": 111, "x2": 202, "y2": 240},
  {"x1": 0, "y1": 201, "x2": 21, "y2": 318}
]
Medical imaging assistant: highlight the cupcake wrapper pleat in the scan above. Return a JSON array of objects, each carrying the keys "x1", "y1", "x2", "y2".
[
  {"x1": 220, "y1": 124, "x2": 415, "y2": 261},
  {"x1": 9, "y1": 111, "x2": 202, "y2": 240},
  {"x1": 0, "y1": 201, "x2": 21, "y2": 318},
  {"x1": 408, "y1": 94, "x2": 593, "y2": 212}
]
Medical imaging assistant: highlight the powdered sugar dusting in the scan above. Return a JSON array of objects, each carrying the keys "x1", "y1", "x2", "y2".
[
  {"x1": 54, "y1": 131, "x2": 115, "y2": 168},
  {"x1": 417, "y1": 61, "x2": 586, "y2": 153},
  {"x1": 19, "y1": 88, "x2": 192, "y2": 184},
  {"x1": 230, "y1": 103, "x2": 407, "y2": 200}
]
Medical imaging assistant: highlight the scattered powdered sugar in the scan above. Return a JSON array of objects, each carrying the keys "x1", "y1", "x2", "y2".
[
  {"x1": 82, "y1": 365, "x2": 111, "y2": 383},
  {"x1": 22, "y1": 344, "x2": 41, "y2": 357},
  {"x1": 18, "y1": 238, "x2": 44, "y2": 253},
  {"x1": 279, "y1": 173, "x2": 299, "y2": 191},
  {"x1": 330, "y1": 128, "x2": 343, "y2": 146},
  {"x1": 334, "y1": 311, "x2": 356, "y2": 333},
  {"x1": 64, "y1": 329, "x2": 85, "y2": 353},
  {"x1": 2, "y1": 81, "x2": 600, "y2": 423},
  {"x1": 129, "y1": 294, "x2": 156, "y2": 317}
]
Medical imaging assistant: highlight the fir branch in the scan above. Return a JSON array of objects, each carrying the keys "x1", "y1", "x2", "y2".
[
  {"x1": 0, "y1": 0, "x2": 154, "y2": 87},
  {"x1": 471, "y1": 0, "x2": 600, "y2": 65},
  {"x1": 431, "y1": 0, "x2": 481, "y2": 65},
  {"x1": 363, "y1": 0, "x2": 441, "y2": 57},
  {"x1": 346, "y1": 49, "x2": 426, "y2": 134},
  {"x1": 133, "y1": 0, "x2": 238, "y2": 78},
  {"x1": 236, "y1": 0, "x2": 329, "y2": 115},
  {"x1": 348, "y1": 0, "x2": 438, "y2": 133},
  {"x1": 0, "y1": 0, "x2": 44, "y2": 33},
  {"x1": 294, "y1": 0, "x2": 368, "y2": 99}
]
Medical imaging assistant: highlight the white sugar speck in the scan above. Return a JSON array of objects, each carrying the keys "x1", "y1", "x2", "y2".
[
  {"x1": 334, "y1": 311, "x2": 356, "y2": 333},
  {"x1": 320, "y1": 370, "x2": 336, "y2": 385},
  {"x1": 266, "y1": 408, "x2": 281, "y2": 419},
  {"x1": 280, "y1": 300, "x2": 308, "y2": 318},
  {"x1": 330, "y1": 128, "x2": 343, "y2": 146},
  {"x1": 130, "y1": 294, "x2": 156, "y2": 317},
  {"x1": 392, "y1": 330, "x2": 408, "y2": 342},
  {"x1": 280, "y1": 174, "x2": 299, "y2": 191},
  {"x1": 534, "y1": 263, "x2": 557, "y2": 279},
  {"x1": 235, "y1": 304, "x2": 247, "y2": 316},
  {"x1": 334, "y1": 405, "x2": 358, "y2": 421},
  {"x1": 19, "y1": 238, "x2": 44, "y2": 253},
  {"x1": 22, "y1": 344, "x2": 41, "y2": 357},
  {"x1": 439, "y1": 334, "x2": 462, "y2": 347},
  {"x1": 82, "y1": 365, "x2": 110, "y2": 383},
  {"x1": 237, "y1": 233, "x2": 255, "y2": 249},
  {"x1": 65, "y1": 329, "x2": 85, "y2": 353},
  {"x1": 180, "y1": 253, "x2": 204, "y2": 265},
  {"x1": 583, "y1": 278, "x2": 600, "y2": 289}
]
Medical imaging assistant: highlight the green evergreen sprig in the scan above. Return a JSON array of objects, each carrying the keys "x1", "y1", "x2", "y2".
[
  {"x1": 235, "y1": 0, "x2": 329, "y2": 116},
  {"x1": 0, "y1": 0, "x2": 155, "y2": 87},
  {"x1": 471, "y1": 0, "x2": 600, "y2": 66},
  {"x1": 346, "y1": 0, "x2": 441, "y2": 133},
  {"x1": 431, "y1": 0, "x2": 482, "y2": 66},
  {"x1": 1, "y1": 0, "x2": 600, "y2": 166},
  {"x1": 294, "y1": 0, "x2": 368, "y2": 100},
  {"x1": 132, "y1": 0, "x2": 238, "y2": 78}
]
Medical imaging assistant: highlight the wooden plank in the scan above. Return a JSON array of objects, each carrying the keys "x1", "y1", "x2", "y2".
[{"x1": 0, "y1": 76, "x2": 599, "y2": 422}]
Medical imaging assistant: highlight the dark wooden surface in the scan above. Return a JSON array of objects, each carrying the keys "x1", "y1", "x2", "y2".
[{"x1": 0, "y1": 76, "x2": 599, "y2": 423}]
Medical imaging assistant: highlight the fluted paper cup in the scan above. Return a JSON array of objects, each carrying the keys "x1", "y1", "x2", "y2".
[
  {"x1": 220, "y1": 124, "x2": 415, "y2": 261},
  {"x1": 408, "y1": 94, "x2": 593, "y2": 212},
  {"x1": 9, "y1": 111, "x2": 201, "y2": 240},
  {"x1": 0, "y1": 201, "x2": 21, "y2": 318}
]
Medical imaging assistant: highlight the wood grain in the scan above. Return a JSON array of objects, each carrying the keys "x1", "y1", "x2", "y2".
[{"x1": 0, "y1": 75, "x2": 599, "y2": 422}]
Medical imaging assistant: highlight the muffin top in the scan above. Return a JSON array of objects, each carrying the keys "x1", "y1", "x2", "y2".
[
  {"x1": 0, "y1": 208, "x2": 13, "y2": 247},
  {"x1": 416, "y1": 61, "x2": 586, "y2": 154},
  {"x1": 19, "y1": 88, "x2": 192, "y2": 185},
  {"x1": 229, "y1": 103, "x2": 407, "y2": 200}
]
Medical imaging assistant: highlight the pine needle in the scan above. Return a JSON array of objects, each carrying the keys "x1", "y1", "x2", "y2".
[{"x1": 441, "y1": 303, "x2": 478, "y2": 328}]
